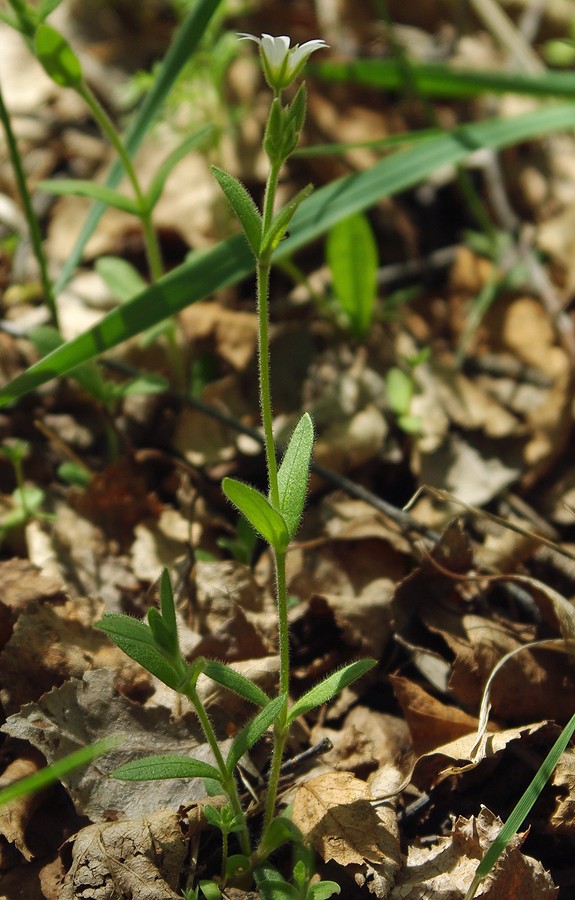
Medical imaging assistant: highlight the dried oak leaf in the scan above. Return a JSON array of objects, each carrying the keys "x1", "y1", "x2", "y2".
[
  {"x1": 60, "y1": 808, "x2": 188, "y2": 900},
  {"x1": 292, "y1": 771, "x2": 401, "y2": 896},
  {"x1": 389, "y1": 807, "x2": 557, "y2": 898},
  {"x1": 2, "y1": 669, "x2": 224, "y2": 821}
]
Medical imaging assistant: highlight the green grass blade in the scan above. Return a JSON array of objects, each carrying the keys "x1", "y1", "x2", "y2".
[
  {"x1": 4, "y1": 102, "x2": 575, "y2": 406},
  {"x1": 54, "y1": 0, "x2": 223, "y2": 293},
  {"x1": 313, "y1": 59, "x2": 575, "y2": 100},
  {"x1": 0, "y1": 736, "x2": 120, "y2": 808},
  {"x1": 472, "y1": 711, "x2": 575, "y2": 885}
]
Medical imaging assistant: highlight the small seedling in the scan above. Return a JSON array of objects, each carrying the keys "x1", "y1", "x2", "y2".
[{"x1": 0, "y1": 438, "x2": 53, "y2": 544}]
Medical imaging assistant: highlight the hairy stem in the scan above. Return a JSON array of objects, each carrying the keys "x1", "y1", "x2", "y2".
[{"x1": 186, "y1": 684, "x2": 250, "y2": 856}]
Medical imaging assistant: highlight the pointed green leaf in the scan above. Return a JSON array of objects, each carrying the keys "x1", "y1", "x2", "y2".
[
  {"x1": 287, "y1": 659, "x2": 376, "y2": 724},
  {"x1": 309, "y1": 883, "x2": 341, "y2": 899},
  {"x1": 212, "y1": 166, "x2": 262, "y2": 256},
  {"x1": 199, "y1": 880, "x2": 223, "y2": 900},
  {"x1": 276, "y1": 413, "x2": 314, "y2": 539},
  {"x1": 147, "y1": 125, "x2": 215, "y2": 211},
  {"x1": 147, "y1": 607, "x2": 177, "y2": 657},
  {"x1": 386, "y1": 367, "x2": 414, "y2": 416},
  {"x1": 327, "y1": 212, "x2": 378, "y2": 338},
  {"x1": 34, "y1": 24, "x2": 83, "y2": 87},
  {"x1": 260, "y1": 184, "x2": 313, "y2": 257},
  {"x1": 158, "y1": 567, "x2": 177, "y2": 637},
  {"x1": 259, "y1": 818, "x2": 303, "y2": 857},
  {"x1": 222, "y1": 478, "x2": 289, "y2": 551},
  {"x1": 95, "y1": 256, "x2": 148, "y2": 303},
  {"x1": 38, "y1": 179, "x2": 139, "y2": 215},
  {"x1": 226, "y1": 694, "x2": 287, "y2": 773},
  {"x1": 203, "y1": 660, "x2": 271, "y2": 708},
  {"x1": 95, "y1": 613, "x2": 184, "y2": 691},
  {"x1": 112, "y1": 754, "x2": 222, "y2": 782},
  {"x1": 38, "y1": 0, "x2": 65, "y2": 21}
]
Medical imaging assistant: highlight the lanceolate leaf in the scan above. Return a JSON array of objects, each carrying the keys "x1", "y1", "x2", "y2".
[
  {"x1": 222, "y1": 478, "x2": 289, "y2": 551},
  {"x1": 147, "y1": 125, "x2": 215, "y2": 211},
  {"x1": 226, "y1": 695, "x2": 287, "y2": 774},
  {"x1": 276, "y1": 413, "x2": 314, "y2": 539},
  {"x1": 203, "y1": 660, "x2": 271, "y2": 708},
  {"x1": 34, "y1": 24, "x2": 83, "y2": 87},
  {"x1": 112, "y1": 754, "x2": 222, "y2": 783},
  {"x1": 5, "y1": 103, "x2": 575, "y2": 405},
  {"x1": 287, "y1": 659, "x2": 376, "y2": 724},
  {"x1": 95, "y1": 614, "x2": 184, "y2": 691},
  {"x1": 260, "y1": 184, "x2": 313, "y2": 257},
  {"x1": 38, "y1": 180, "x2": 140, "y2": 215},
  {"x1": 327, "y1": 212, "x2": 378, "y2": 337},
  {"x1": 211, "y1": 166, "x2": 262, "y2": 256}
]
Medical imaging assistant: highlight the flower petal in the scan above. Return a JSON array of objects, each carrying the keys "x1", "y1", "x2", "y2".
[
  {"x1": 260, "y1": 34, "x2": 291, "y2": 69},
  {"x1": 287, "y1": 39, "x2": 330, "y2": 74},
  {"x1": 236, "y1": 32, "x2": 261, "y2": 44}
]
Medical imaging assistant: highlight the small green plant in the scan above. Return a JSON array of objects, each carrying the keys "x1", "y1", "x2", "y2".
[
  {"x1": 385, "y1": 348, "x2": 429, "y2": 435},
  {"x1": 0, "y1": 438, "x2": 53, "y2": 544},
  {"x1": 96, "y1": 34, "x2": 374, "y2": 892}
]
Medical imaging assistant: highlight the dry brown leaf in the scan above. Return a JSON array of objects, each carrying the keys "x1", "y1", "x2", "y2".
[
  {"x1": 60, "y1": 808, "x2": 188, "y2": 900},
  {"x1": 444, "y1": 614, "x2": 575, "y2": 724},
  {"x1": 179, "y1": 301, "x2": 258, "y2": 372},
  {"x1": 292, "y1": 771, "x2": 400, "y2": 868},
  {"x1": 2, "y1": 669, "x2": 224, "y2": 821},
  {"x1": 0, "y1": 558, "x2": 63, "y2": 613},
  {"x1": 390, "y1": 807, "x2": 557, "y2": 898},
  {"x1": 172, "y1": 375, "x2": 251, "y2": 467},
  {"x1": 391, "y1": 675, "x2": 479, "y2": 757},
  {"x1": 0, "y1": 748, "x2": 46, "y2": 861},
  {"x1": 0, "y1": 594, "x2": 146, "y2": 714},
  {"x1": 312, "y1": 708, "x2": 410, "y2": 777}
]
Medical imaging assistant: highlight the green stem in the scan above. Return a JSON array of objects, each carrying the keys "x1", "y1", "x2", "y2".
[
  {"x1": 256, "y1": 259, "x2": 279, "y2": 509},
  {"x1": 276, "y1": 551, "x2": 289, "y2": 695},
  {"x1": 0, "y1": 81, "x2": 59, "y2": 327},
  {"x1": 185, "y1": 683, "x2": 250, "y2": 856},
  {"x1": 257, "y1": 158, "x2": 283, "y2": 507},
  {"x1": 76, "y1": 83, "x2": 164, "y2": 282},
  {"x1": 259, "y1": 551, "x2": 289, "y2": 837}
]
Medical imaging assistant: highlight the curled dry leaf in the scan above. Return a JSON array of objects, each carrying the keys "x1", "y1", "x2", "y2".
[
  {"x1": 0, "y1": 747, "x2": 46, "y2": 861},
  {"x1": 60, "y1": 808, "x2": 188, "y2": 900},
  {"x1": 389, "y1": 808, "x2": 557, "y2": 899}
]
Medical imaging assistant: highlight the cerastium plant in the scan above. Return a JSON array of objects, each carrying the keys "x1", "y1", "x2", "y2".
[{"x1": 96, "y1": 33, "x2": 375, "y2": 894}]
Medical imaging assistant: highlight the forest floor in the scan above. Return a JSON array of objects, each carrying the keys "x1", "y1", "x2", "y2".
[{"x1": 2, "y1": 0, "x2": 575, "y2": 897}]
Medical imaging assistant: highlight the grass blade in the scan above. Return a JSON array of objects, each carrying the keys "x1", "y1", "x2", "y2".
[
  {"x1": 314, "y1": 58, "x2": 575, "y2": 100},
  {"x1": 4, "y1": 102, "x2": 575, "y2": 405},
  {"x1": 0, "y1": 736, "x2": 120, "y2": 808},
  {"x1": 466, "y1": 711, "x2": 575, "y2": 899}
]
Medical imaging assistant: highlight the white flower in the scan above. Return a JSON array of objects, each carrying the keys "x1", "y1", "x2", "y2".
[{"x1": 237, "y1": 32, "x2": 328, "y2": 90}]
